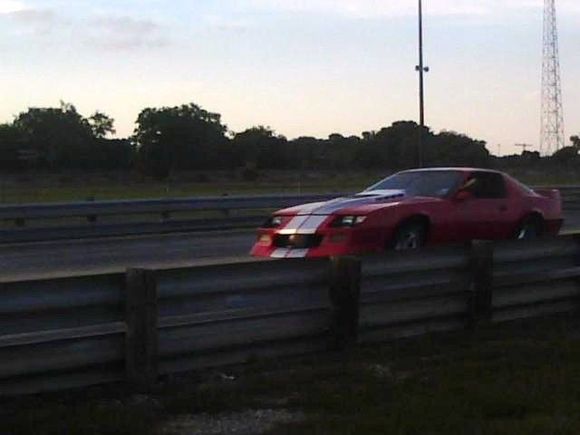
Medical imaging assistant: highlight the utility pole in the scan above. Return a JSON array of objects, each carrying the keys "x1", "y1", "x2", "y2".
[
  {"x1": 415, "y1": 0, "x2": 429, "y2": 168},
  {"x1": 516, "y1": 143, "x2": 532, "y2": 154}
]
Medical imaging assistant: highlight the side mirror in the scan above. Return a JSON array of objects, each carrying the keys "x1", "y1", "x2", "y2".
[{"x1": 454, "y1": 189, "x2": 473, "y2": 201}]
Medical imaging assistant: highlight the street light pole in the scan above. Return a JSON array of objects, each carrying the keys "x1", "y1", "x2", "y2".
[{"x1": 415, "y1": 0, "x2": 429, "y2": 168}]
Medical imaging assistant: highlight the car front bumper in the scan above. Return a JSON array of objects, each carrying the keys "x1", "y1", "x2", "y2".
[{"x1": 250, "y1": 228, "x2": 384, "y2": 258}]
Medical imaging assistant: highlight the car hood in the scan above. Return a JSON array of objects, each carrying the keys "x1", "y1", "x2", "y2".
[{"x1": 278, "y1": 189, "x2": 407, "y2": 215}]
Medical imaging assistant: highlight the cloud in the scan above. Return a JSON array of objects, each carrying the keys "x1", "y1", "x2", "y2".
[
  {"x1": 560, "y1": 0, "x2": 580, "y2": 14},
  {"x1": 246, "y1": 0, "x2": 482, "y2": 18},
  {"x1": 0, "y1": 0, "x2": 27, "y2": 14},
  {"x1": 85, "y1": 16, "x2": 169, "y2": 50},
  {"x1": 203, "y1": 14, "x2": 251, "y2": 32},
  {"x1": 8, "y1": 8, "x2": 55, "y2": 23},
  {"x1": 3, "y1": 7, "x2": 57, "y2": 36},
  {"x1": 247, "y1": 0, "x2": 576, "y2": 19},
  {"x1": 2, "y1": 6, "x2": 170, "y2": 50},
  {"x1": 92, "y1": 15, "x2": 159, "y2": 35}
]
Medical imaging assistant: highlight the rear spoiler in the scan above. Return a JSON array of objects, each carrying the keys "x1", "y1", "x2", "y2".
[{"x1": 534, "y1": 188, "x2": 561, "y2": 202}]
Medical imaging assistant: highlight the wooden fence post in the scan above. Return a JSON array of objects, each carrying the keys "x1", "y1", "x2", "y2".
[
  {"x1": 329, "y1": 256, "x2": 361, "y2": 350},
  {"x1": 466, "y1": 240, "x2": 494, "y2": 329},
  {"x1": 125, "y1": 268, "x2": 158, "y2": 390},
  {"x1": 572, "y1": 235, "x2": 580, "y2": 313}
]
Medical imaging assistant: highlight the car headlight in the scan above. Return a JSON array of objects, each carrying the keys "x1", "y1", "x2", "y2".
[
  {"x1": 263, "y1": 215, "x2": 283, "y2": 228},
  {"x1": 332, "y1": 215, "x2": 367, "y2": 227},
  {"x1": 258, "y1": 234, "x2": 272, "y2": 244}
]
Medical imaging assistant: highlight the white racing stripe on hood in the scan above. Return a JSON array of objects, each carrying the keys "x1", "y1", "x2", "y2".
[
  {"x1": 278, "y1": 215, "x2": 310, "y2": 234},
  {"x1": 298, "y1": 215, "x2": 328, "y2": 233},
  {"x1": 278, "y1": 214, "x2": 328, "y2": 235},
  {"x1": 356, "y1": 189, "x2": 406, "y2": 197},
  {"x1": 304, "y1": 189, "x2": 405, "y2": 215},
  {"x1": 277, "y1": 189, "x2": 405, "y2": 236},
  {"x1": 292, "y1": 201, "x2": 327, "y2": 214}
]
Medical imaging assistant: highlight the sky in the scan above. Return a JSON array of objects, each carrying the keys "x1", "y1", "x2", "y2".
[{"x1": 0, "y1": 0, "x2": 579, "y2": 156}]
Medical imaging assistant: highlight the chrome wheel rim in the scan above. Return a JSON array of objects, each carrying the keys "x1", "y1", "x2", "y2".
[
  {"x1": 517, "y1": 224, "x2": 537, "y2": 240},
  {"x1": 395, "y1": 230, "x2": 420, "y2": 250}
]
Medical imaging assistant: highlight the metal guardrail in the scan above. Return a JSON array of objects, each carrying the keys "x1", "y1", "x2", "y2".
[
  {"x1": 2, "y1": 235, "x2": 580, "y2": 395},
  {"x1": 555, "y1": 186, "x2": 580, "y2": 211},
  {"x1": 0, "y1": 186, "x2": 578, "y2": 243},
  {"x1": 3, "y1": 186, "x2": 576, "y2": 220},
  {"x1": 0, "y1": 193, "x2": 346, "y2": 243},
  {"x1": 0, "y1": 194, "x2": 345, "y2": 220},
  {"x1": 0, "y1": 259, "x2": 330, "y2": 394}
]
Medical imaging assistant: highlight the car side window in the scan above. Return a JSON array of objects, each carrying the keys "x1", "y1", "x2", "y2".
[{"x1": 465, "y1": 172, "x2": 507, "y2": 199}]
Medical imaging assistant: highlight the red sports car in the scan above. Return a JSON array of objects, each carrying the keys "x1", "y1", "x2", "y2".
[{"x1": 250, "y1": 168, "x2": 562, "y2": 258}]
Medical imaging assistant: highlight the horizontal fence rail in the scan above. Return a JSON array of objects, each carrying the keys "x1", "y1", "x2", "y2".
[
  {"x1": 0, "y1": 186, "x2": 578, "y2": 243},
  {"x1": 0, "y1": 194, "x2": 346, "y2": 243},
  {"x1": 0, "y1": 194, "x2": 347, "y2": 220},
  {"x1": 2, "y1": 234, "x2": 580, "y2": 395},
  {"x1": 554, "y1": 186, "x2": 580, "y2": 211}
]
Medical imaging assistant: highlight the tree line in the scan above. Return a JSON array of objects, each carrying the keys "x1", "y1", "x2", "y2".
[{"x1": 0, "y1": 101, "x2": 577, "y2": 179}]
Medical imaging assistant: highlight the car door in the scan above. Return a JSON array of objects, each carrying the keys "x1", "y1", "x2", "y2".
[{"x1": 459, "y1": 172, "x2": 512, "y2": 240}]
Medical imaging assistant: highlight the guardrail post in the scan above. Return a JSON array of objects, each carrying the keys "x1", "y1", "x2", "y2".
[
  {"x1": 86, "y1": 197, "x2": 97, "y2": 224},
  {"x1": 329, "y1": 256, "x2": 361, "y2": 350},
  {"x1": 572, "y1": 235, "x2": 580, "y2": 309},
  {"x1": 125, "y1": 268, "x2": 158, "y2": 391},
  {"x1": 466, "y1": 240, "x2": 494, "y2": 329}
]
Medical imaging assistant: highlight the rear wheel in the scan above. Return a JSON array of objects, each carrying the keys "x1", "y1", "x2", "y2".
[
  {"x1": 392, "y1": 221, "x2": 427, "y2": 251},
  {"x1": 515, "y1": 216, "x2": 543, "y2": 240}
]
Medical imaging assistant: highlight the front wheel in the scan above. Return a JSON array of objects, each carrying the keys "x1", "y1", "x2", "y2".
[
  {"x1": 391, "y1": 221, "x2": 427, "y2": 251},
  {"x1": 515, "y1": 216, "x2": 543, "y2": 240}
]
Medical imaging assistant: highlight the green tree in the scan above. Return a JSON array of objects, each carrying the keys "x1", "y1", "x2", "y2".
[
  {"x1": 13, "y1": 102, "x2": 95, "y2": 168},
  {"x1": 89, "y1": 112, "x2": 116, "y2": 138},
  {"x1": 289, "y1": 136, "x2": 324, "y2": 171},
  {"x1": 571, "y1": 135, "x2": 580, "y2": 148},
  {"x1": 325, "y1": 134, "x2": 361, "y2": 170},
  {"x1": 551, "y1": 146, "x2": 578, "y2": 164},
  {"x1": 10, "y1": 102, "x2": 128, "y2": 171},
  {"x1": 232, "y1": 126, "x2": 288, "y2": 170},
  {"x1": 357, "y1": 121, "x2": 428, "y2": 169},
  {"x1": 428, "y1": 131, "x2": 491, "y2": 167},
  {"x1": 133, "y1": 103, "x2": 228, "y2": 179},
  {"x1": 0, "y1": 123, "x2": 27, "y2": 171}
]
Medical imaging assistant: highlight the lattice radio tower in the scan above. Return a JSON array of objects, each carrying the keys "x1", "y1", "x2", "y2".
[{"x1": 540, "y1": 0, "x2": 565, "y2": 155}]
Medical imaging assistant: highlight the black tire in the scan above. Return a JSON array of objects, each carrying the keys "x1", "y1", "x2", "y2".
[
  {"x1": 515, "y1": 215, "x2": 544, "y2": 240},
  {"x1": 391, "y1": 220, "x2": 427, "y2": 251}
]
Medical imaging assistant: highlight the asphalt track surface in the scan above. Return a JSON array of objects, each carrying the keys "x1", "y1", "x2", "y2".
[
  {"x1": 0, "y1": 229, "x2": 258, "y2": 281},
  {"x1": 2, "y1": 213, "x2": 580, "y2": 281}
]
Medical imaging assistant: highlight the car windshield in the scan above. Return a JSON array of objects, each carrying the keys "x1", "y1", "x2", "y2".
[{"x1": 364, "y1": 170, "x2": 464, "y2": 198}]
